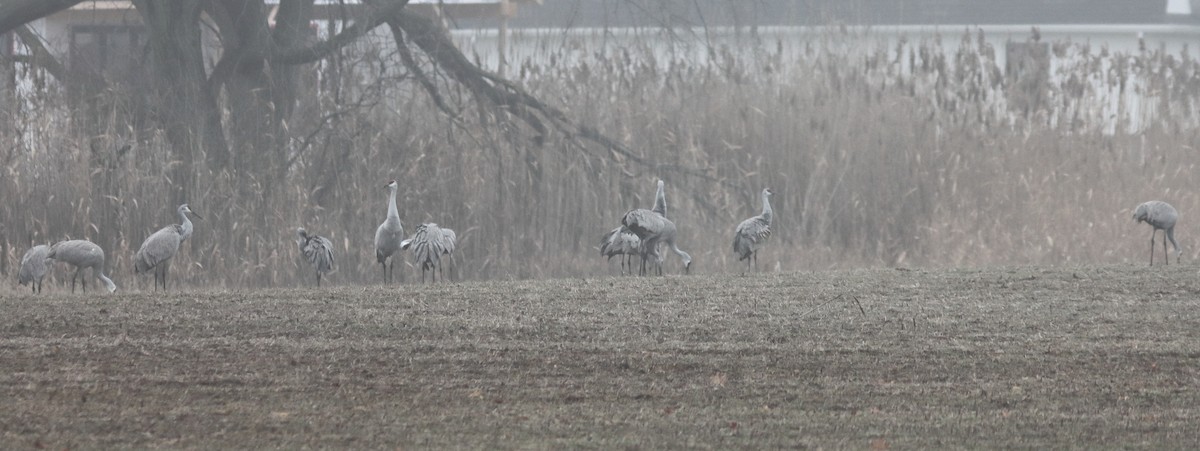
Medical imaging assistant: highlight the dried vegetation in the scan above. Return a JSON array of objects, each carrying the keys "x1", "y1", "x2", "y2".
[{"x1": 2, "y1": 29, "x2": 1200, "y2": 288}]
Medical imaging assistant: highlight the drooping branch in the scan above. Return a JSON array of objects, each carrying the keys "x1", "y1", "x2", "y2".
[
  {"x1": 387, "y1": 20, "x2": 457, "y2": 119},
  {"x1": 0, "y1": 0, "x2": 83, "y2": 35},
  {"x1": 271, "y1": 0, "x2": 410, "y2": 66},
  {"x1": 385, "y1": 9, "x2": 731, "y2": 186}
]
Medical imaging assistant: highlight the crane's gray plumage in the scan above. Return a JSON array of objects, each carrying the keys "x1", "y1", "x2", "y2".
[
  {"x1": 401, "y1": 223, "x2": 450, "y2": 283},
  {"x1": 135, "y1": 203, "x2": 200, "y2": 291},
  {"x1": 1134, "y1": 200, "x2": 1182, "y2": 266},
  {"x1": 19, "y1": 244, "x2": 51, "y2": 294},
  {"x1": 374, "y1": 180, "x2": 404, "y2": 284},
  {"x1": 48, "y1": 240, "x2": 116, "y2": 293},
  {"x1": 297, "y1": 227, "x2": 335, "y2": 287},
  {"x1": 439, "y1": 227, "x2": 458, "y2": 281},
  {"x1": 622, "y1": 180, "x2": 692, "y2": 275},
  {"x1": 600, "y1": 225, "x2": 641, "y2": 275},
  {"x1": 733, "y1": 188, "x2": 774, "y2": 273}
]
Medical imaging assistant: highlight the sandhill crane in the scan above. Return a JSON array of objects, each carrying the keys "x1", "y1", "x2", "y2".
[
  {"x1": 1133, "y1": 200, "x2": 1182, "y2": 266},
  {"x1": 374, "y1": 180, "x2": 404, "y2": 284},
  {"x1": 297, "y1": 227, "x2": 335, "y2": 287},
  {"x1": 135, "y1": 203, "x2": 201, "y2": 291},
  {"x1": 401, "y1": 223, "x2": 450, "y2": 283},
  {"x1": 622, "y1": 180, "x2": 692, "y2": 275},
  {"x1": 48, "y1": 240, "x2": 116, "y2": 293},
  {"x1": 18, "y1": 244, "x2": 51, "y2": 294},
  {"x1": 440, "y1": 227, "x2": 458, "y2": 281},
  {"x1": 606, "y1": 179, "x2": 667, "y2": 275},
  {"x1": 600, "y1": 226, "x2": 641, "y2": 275},
  {"x1": 733, "y1": 188, "x2": 774, "y2": 273}
]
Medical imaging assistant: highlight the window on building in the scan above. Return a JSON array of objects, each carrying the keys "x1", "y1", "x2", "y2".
[{"x1": 69, "y1": 25, "x2": 143, "y2": 84}]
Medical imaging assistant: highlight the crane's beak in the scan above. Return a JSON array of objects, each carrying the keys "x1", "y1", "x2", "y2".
[{"x1": 191, "y1": 211, "x2": 204, "y2": 220}]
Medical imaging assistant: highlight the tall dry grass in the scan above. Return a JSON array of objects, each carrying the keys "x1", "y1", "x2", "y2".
[{"x1": 3, "y1": 28, "x2": 1200, "y2": 290}]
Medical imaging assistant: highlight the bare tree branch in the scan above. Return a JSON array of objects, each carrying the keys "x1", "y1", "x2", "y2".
[
  {"x1": 0, "y1": 0, "x2": 83, "y2": 35},
  {"x1": 386, "y1": 9, "x2": 733, "y2": 187},
  {"x1": 12, "y1": 25, "x2": 68, "y2": 82},
  {"x1": 271, "y1": 0, "x2": 410, "y2": 66},
  {"x1": 387, "y1": 20, "x2": 457, "y2": 119}
]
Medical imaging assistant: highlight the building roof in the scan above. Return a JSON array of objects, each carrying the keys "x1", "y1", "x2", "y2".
[{"x1": 462, "y1": 0, "x2": 1200, "y2": 30}]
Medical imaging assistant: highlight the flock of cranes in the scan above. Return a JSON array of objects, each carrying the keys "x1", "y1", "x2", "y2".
[
  {"x1": 600, "y1": 180, "x2": 772, "y2": 277},
  {"x1": 14, "y1": 179, "x2": 461, "y2": 293},
  {"x1": 9, "y1": 175, "x2": 1187, "y2": 293}
]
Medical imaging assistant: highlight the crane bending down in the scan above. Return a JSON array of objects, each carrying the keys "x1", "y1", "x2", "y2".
[
  {"x1": 622, "y1": 180, "x2": 692, "y2": 275},
  {"x1": 48, "y1": 240, "x2": 117, "y2": 293},
  {"x1": 599, "y1": 226, "x2": 641, "y2": 275},
  {"x1": 401, "y1": 223, "x2": 451, "y2": 283},
  {"x1": 733, "y1": 188, "x2": 774, "y2": 273},
  {"x1": 297, "y1": 227, "x2": 335, "y2": 287},
  {"x1": 1133, "y1": 200, "x2": 1182, "y2": 266},
  {"x1": 19, "y1": 244, "x2": 51, "y2": 294},
  {"x1": 135, "y1": 203, "x2": 201, "y2": 291},
  {"x1": 374, "y1": 180, "x2": 404, "y2": 284}
]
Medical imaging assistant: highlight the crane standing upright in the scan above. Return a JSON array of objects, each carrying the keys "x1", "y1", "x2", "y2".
[
  {"x1": 135, "y1": 203, "x2": 201, "y2": 291},
  {"x1": 374, "y1": 180, "x2": 404, "y2": 284},
  {"x1": 733, "y1": 188, "x2": 775, "y2": 273}
]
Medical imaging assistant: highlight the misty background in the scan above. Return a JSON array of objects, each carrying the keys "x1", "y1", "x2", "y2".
[{"x1": 1, "y1": 0, "x2": 1199, "y2": 289}]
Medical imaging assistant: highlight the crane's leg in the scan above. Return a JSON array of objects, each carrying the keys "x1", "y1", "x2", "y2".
[
  {"x1": 1148, "y1": 230, "x2": 1156, "y2": 266},
  {"x1": 71, "y1": 268, "x2": 80, "y2": 293},
  {"x1": 1167, "y1": 227, "x2": 1181, "y2": 264},
  {"x1": 1164, "y1": 232, "x2": 1170, "y2": 265}
]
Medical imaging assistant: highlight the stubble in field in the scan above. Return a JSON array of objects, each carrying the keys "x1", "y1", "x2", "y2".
[{"x1": 2, "y1": 265, "x2": 1199, "y2": 448}]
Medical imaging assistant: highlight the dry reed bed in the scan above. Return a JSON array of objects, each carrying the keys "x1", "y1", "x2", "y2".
[{"x1": 2, "y1": 29, "x2": 1199, "y2": 289}]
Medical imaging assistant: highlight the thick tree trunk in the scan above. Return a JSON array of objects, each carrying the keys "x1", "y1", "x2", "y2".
[{"x1": 132, "y1": 0, "x2": 230, "y2": 205}]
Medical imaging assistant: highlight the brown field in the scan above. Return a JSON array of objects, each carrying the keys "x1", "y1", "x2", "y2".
[{"x1": 3, "y1": 264, "x2": 1200, "y2": 449}]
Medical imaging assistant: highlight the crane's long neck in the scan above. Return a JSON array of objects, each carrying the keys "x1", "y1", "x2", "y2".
[
  {"x1": 670, "y1": 241, "x2": 692, "y2": 273},
  {"x1": 652, "y1": 181, "x2": 667, "y2": 217},
  {"x1": 387, "y1": 187, "x2": 400, "y2": 221},
  {"x1": 179, "y1": 210, "x2": 193, "y2": 242},
  {"x1": 98, "y1": 272, "x2": 116, "y2": 293},
  {"x1": 761, "y1": 191, "x2": 773, "y2": 224}
]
